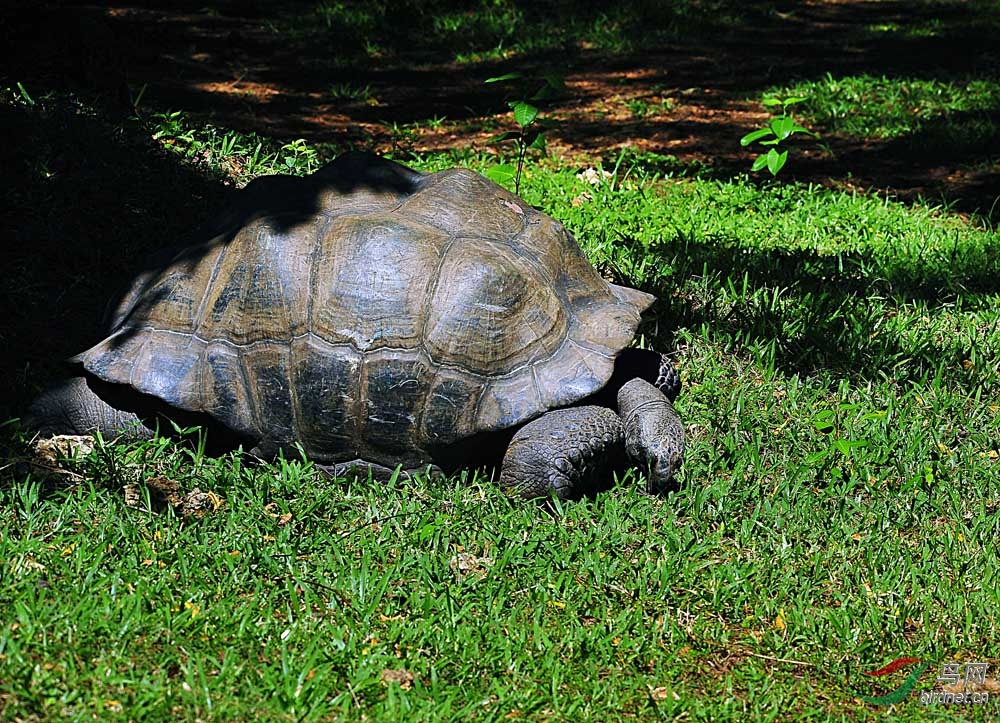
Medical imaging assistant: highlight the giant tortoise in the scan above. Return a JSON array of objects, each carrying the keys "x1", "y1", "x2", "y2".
[{"x1": 27, "y1": 152, "x2": 684, "y2": 499}]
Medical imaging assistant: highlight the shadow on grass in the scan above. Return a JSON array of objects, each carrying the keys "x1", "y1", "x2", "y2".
[
  {"x1": 0, "y1": 94, "x2": 233, "y2": 421},
  {"x1": 642, "y1": 232, "x2": 1000, "y2": 389}
]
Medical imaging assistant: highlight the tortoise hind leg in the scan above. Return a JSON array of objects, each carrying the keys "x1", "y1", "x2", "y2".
[
  {"x1": 25, "y1": 376, "x2": 155, "y2": 441},
  {"x1": 498, "y1": 406, "x2": 625, "y2": 500}
]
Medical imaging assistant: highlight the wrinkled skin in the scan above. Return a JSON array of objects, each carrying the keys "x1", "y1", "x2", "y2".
[{"x1": 498, "y1": 360, "x2": 684, "y2": 499}]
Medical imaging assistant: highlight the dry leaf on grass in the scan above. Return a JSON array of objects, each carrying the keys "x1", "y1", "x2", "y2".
[
  {"x1": 380, "y1": 668, "x2": 415, "y2": 689},
  {"x1": 125, "y1": 476, "x2": 224, "y2": 518},
  {"x1": 649, "y1": 686, "x2": 679, "y2": 701},
  {"x1": 28, "y1": 434, "x2": 96, "y2": 484},
  {"x1": 449, "y1": 552, "x2": 494, "y2": 575}
]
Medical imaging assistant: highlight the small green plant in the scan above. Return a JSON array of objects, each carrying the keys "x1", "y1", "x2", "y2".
[
  {"x1": 280, "y1": 138, "x2": 320, "y2": 173},
  {"x1": 484, "y1": 71, "x2": 564, "y2": 194},
  {"x1": 804, "y1": 402, "x2": 878, "y2": 482},
  {"x1": 740, "y1": 95, "x2": 816, "y2": 176},
  {"x1": 409, "y1": 115, "x2": 448, "y2": 131},
  {"x1": 625, "y1": 96, "x2": 673, "y2": 120},
  {"x1": 328, "y1": 83, "x2": 378, "y2": 105},
  {"x1": 385, "y1": 121, "x2": 420, "y2": 157}
]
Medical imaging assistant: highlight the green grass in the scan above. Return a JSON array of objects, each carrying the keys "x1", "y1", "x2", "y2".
[
  {"x1": 864, "y1": 0, "x2": 1000, "y2": 40},
  {"x1": 768, "y1": 74, "x2": 1000, "y2": 148},
  {"x1": 149, "y1": 110, "x2": 337, "y2": 183},
  {"x1": 327, "y1": 83, "x2": 379, "y2": 105},
  {"x1": 3, "y1": 94, "x2": 1000, "y2": 721},
  {"x1": 284, "y1": 0, "x2": 757, "y2": 65},
  {"x1": 625, "y1": 96, "x2": 675, "y2": 120}
]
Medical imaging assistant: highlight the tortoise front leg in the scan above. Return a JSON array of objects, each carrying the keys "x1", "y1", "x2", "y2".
[
  {"x1": 617, "y1": 378, "x2": 685, "y2": 492},
  {"x1": 498, "y1": 406, "x2": 625, "y2": 500}
]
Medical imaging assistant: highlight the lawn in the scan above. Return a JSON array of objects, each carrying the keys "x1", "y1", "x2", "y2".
[{"x1": 2, "y1": 1, "x2": 999, "y2": 721}]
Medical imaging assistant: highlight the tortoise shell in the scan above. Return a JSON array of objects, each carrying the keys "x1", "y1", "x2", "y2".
[{"x1": 73, "y1": 153, "x2": 654, "y2": 469}]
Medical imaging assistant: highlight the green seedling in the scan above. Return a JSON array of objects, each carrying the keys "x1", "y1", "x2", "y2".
[
  {"x1": 740, "y1": 95, "x2": 817, "y2": 176},
  {"x1": 484, "y1": 71, "x2": 564, "y2": 194}
]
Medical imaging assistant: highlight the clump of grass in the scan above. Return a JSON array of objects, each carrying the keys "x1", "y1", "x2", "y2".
[
  {"x1": 625, "y1": 96, "x2": 674, "y2": 120},
  {"x1": 150, "y1": 110, "x2": 339, "y2": 181},
  {"x1": 328, "y1": 83, "x2": 378, "y2": 105},
  {"x1": 770, "y1": 74, "x2": 1000, "y2": 146}
]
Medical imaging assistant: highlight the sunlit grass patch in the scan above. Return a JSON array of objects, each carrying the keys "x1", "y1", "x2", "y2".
[{"x1": 769, "y1": 74, "x2": 1000, "y2": 146}]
